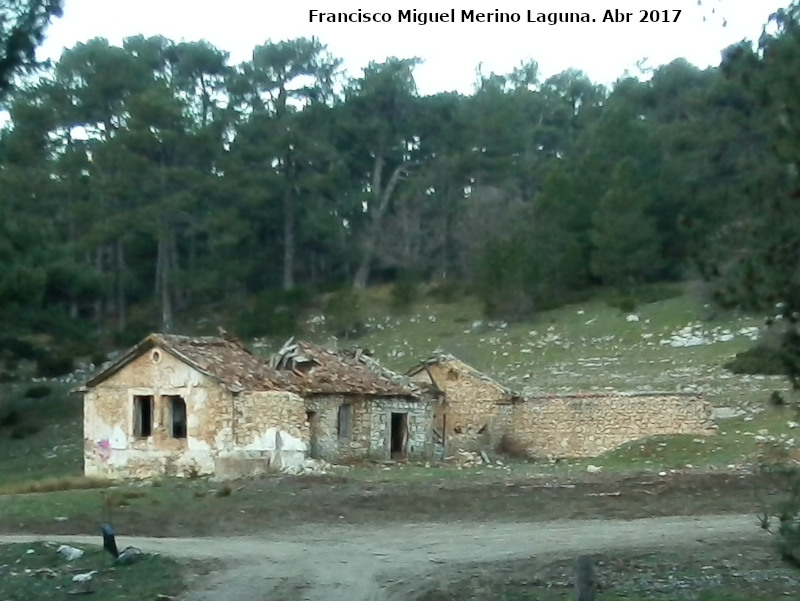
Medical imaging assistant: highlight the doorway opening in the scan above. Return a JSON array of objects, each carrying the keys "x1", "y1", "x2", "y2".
[
  {"x1": 306, "y1": 410, "x2": 320, "y2": 459},
  {"x1": 390, "y1": 412, "x2": 408, "y2": 459}
]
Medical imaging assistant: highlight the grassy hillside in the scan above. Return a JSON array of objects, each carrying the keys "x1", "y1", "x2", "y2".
[
  {"x1": 302, "y1": 284, "x2": 787, "y2": 409},
  {"x1": 0, "y1": 285, "x2": 794, "y2": 489}
]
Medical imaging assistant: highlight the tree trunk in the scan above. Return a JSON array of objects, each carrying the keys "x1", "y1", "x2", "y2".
[
  {"x1": 353, "y1": 157, "x2": 416, "y2": 290},
  {"x1": 170, "y1": 228, "x2": 184, "y2": 310},
  {"x1": 116, "y1": 238, "x2": 127, "y2": 332},
  {"x1": 92, "y1": 247, "x2": 103, "y2": 323},
  {"x1": 282, "y1": 186, "x2": 295, "y2": 290},
  {"x1": 156, "y1": 225, "x2": 173, "y2": 333}
]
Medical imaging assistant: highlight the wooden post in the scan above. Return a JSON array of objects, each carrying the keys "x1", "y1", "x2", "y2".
[
  {"x1": 574, "y1": 555, "x2": 597, "y2": 601},
  {"x1": 442, "y1": 410, "x2": 447, "y2": 458}
]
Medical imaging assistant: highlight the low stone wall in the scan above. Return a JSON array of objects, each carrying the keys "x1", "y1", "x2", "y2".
[{"x1": 492, "y1": 392, "x2": 717, "y2": 459}]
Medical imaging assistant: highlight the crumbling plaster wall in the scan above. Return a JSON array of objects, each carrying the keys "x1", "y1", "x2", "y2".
[
  {"x1": 492, "y1": 393, "x2": 717, "y2": 459},
  {"x1": 84, "y1": 349, "x2": 231, "y2": 479},
  {"x1": 424, "y1": 362, "x2": 504, "y2": 452}
]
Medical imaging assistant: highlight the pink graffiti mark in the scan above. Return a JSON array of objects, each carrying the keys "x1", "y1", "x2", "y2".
[{"x1": 96, "y1": 439, "x2": 111, "y2": 462}]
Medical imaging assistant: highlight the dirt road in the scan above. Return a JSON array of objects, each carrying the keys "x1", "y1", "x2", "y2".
[{"x1": 0, "y1": 514, "x2": 767, "y2": 601}]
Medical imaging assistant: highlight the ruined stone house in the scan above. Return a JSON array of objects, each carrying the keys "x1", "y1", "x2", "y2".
[
  {"x1": 271, "y1": 341, "x2": 438, "y2": 463},
  {"x1": 79, "y1": 333, "x2": 309, "y2": 480},
  {"x1": 407, "y1": 354, "x2": 717, "y2": 459},
  {"x1": 406, "y1": 354, "x2": 522, "y2": 453}
]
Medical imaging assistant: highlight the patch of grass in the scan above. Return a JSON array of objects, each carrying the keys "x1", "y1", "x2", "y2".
[
  {"x1": 585, "y1": 407, "x2": 800, "y2": 472},
  {"x1": 419, "y1": 542, "x2": 799, "y2": 601},
  {"x1": 0, "y1": 476, "x2": 110, "y2": 495},
  {"x1": 0, "y1": 382, "x2": 83, "y2": 485},
  {"x1": 0, "y1": 542, "x2": 187, "y2": 600}
]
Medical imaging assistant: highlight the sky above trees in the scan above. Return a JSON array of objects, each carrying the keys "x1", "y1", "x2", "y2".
[{"x1": 36, "y1": 0, "x2": 792, "y2": 95}]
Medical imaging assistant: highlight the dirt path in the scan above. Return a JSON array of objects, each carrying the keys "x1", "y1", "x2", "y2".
[{"x1": 0, "y1": 514, "x2": 768, "y2": 601}]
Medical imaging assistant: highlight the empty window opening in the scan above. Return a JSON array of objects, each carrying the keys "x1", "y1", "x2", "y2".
[
  {"x1": 337, "y1": 404, "x2": 352, "y2": 439},
  {"x1": 391, "y1": 412, "x2": 408, "y2": 458},
  {"x1": 165, "y1": 395, "x2": 187, "y2": 439},
  {"x1": 305, "y1": 410, "x2": 317, "y2": 425},
  {"x1": 133, "y1": 395, "x2": 154, "y2": 437}
]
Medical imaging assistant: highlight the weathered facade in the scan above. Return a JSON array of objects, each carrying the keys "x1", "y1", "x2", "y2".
[
  {"x1": 491, "y1": 392, "x2": 718, "y2": 459},
  {"x1": 406, "y1": 354, "x2": 522, "y2": 453},
  {"x1": 273, "y1": 342, "x2": 437, "y2": 463},
  {"x1": 80, "y1": 334, "x2": 308, "y2": 480}
]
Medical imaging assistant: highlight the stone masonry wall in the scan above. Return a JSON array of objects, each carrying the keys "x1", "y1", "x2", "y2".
[
  {"x1": 216, "y1": 391, "x2": 309, "y2": 477},
  {"x1": 425, "y1": 362, "x2": 505, "y2": 452},
  {"x1": 304, "y1": 395, "x2": 434, "y2": 462},
  {"x1": 368, "y1": 398, "x2": 434, "y2": 461},
  {"x1": 492, "y1": 393, "x2": 717, "y2": 459},
  {"x1": 304, "y1": 395, "x2": 372, "y2": 462}
]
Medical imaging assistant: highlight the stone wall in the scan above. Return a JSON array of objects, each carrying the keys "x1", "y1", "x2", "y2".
[
  {"x1": 423, "y1": 362, "x2": 505, "y2": 452},
  {"x1": 304, "y1": 395, "x2": 372, "y2": 462},
  {"x1": 226, "y1": 391, "x2": 309, "y2": 473},
  {"x1": 304, "y1": 395, "x2": 434, "y2": 462},
  {"x1": 491, "y1": 393, "x2": 717, "y2": 459},
  {"x1": 368, "y1": 397, "x2": 434, "y2": 461}
]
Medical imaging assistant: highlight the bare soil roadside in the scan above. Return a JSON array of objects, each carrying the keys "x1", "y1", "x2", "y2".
[{"x1": 0, "y1": 514, "x2": 769, "y2": 601}]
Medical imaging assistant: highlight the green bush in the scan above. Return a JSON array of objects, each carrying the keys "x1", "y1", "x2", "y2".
[
  {"x1": 759, "y1": 464, "x2": 800, "y2": 567},
  {"x1": 427, "y1": 280, "x2": 464, "y2": 304},
  {"x1": 607, "y1": 294, "x2": 638, "y2": 313},
  {"x1": 724, "y1": 346, "x2": 786, "y2": 376},
  {"x1": 9, "y1": 422, "x2": 42, "y2": 439},
  {"x1": 324, "y1": 288, "x2": 364, "y2": 339},
  {"x1": 36, "y1": 353, "x2": 74, "y2": 378},
  {"x1": 390, "y1": 273, "x2": 420, "y2": 314},
  {"x1": 23, "y1": 384, "x2": 52, "y2": 399},
  {"x1": 0, "y1": 409, "x2": 21, "y2": 428},
  {"x1": 234, "y1": 287, "x2": 314, "y2": 338},
  {"x1": 605, "y1": 283, "x2": 683, "y2": 314},
  {"x1": 770, "y1": 391, "x2": 787, "y2": 407},
  {"x1": 113, "y1": 320, "x2": 157, "y2": 348},
  {"x1": 90, "y1": 351, "x2": 108, "y2": 366}
]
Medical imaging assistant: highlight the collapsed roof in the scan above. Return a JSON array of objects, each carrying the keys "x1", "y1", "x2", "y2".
[
  {"x1": 81, "y1": 333, "x2": 435, "y2": 399},
  {"x1": 406, "y1": 352, "x2": 522, "y2": 402},
  {"x1": 271, "y1": 339, "x2": 434, "y2": 398}
]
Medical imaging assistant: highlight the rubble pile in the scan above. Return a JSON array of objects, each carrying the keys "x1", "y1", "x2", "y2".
[
  {"x1": 280, "y1": 458, "x2": 332, "y2": 476},
  {"x1": 443, "y1": 450, "x2": 502, "y2": 468}
]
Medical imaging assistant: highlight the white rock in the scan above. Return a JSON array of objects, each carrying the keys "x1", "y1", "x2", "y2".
[
  {"x1": 626, "y1": 314, "x2": 640, "y2": 322},
  {"x1": 586, "y1": 465, "x2": 602, "y2": 474},
  {"x1": 72, "y1": 571, "x2": 97, "y2": 582},
  {"x1": 57, "y1": 545, "x2": 84, "y2": 561}
]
